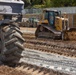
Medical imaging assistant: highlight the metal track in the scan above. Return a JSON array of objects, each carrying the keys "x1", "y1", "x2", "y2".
[{"x1": 17, "y1": 48, "x2": 76, "y2": 75}]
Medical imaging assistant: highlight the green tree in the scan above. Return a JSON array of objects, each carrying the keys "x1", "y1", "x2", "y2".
[
  {"x1": 51, "y1": 0, "x2": 76, "y2": 7},
  {"x1": 45, "y1": 0, "x2": 51, "y2": 7},
  {"x1": 23, "y1": 0, "x2": 76, "y2": 8},
  {"x1": 23, "y1": 0, "x2": 31, "y2": 7}
]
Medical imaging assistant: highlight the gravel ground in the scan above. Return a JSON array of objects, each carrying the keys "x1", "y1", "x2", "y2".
[
  {"x1": 20, "y1": 27, "x2": 76, "y2": 75},
  {"x1": 0, "y1": 27, "x2": 75, "y2": 75},
  {"x1": 20, "y1": 27, "x2": 36, "y2": 34},
  {"x1": 20, "y1": 48, "x2": 76, "y2": 75}
]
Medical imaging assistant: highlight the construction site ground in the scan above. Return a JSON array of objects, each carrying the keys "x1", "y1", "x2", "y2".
[
  {"x1": 20, "y1": 27, "x2": 36, "y2": 34},
  {"x1": 0, "y1": 27, "x2": 76, "y2": 75},
  {"x1": 0, "y1": 65, "x2": 29, "y2": 75}
]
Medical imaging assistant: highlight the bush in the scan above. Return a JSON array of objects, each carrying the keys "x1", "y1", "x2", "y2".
[{"x1": 32, "y1": 4, "x2": 45, "y2": 8}]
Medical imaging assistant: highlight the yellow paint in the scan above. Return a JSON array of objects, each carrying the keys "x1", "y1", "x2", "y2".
[
  {"x1": 38, "y1": 10, "x2": 68, "y2": 32},
  {"x1": 55, "y1": 17, "x2": 62, "y2": 31},
  {"x1": 38, "y1": 20, "x2": 48, "y2": 25},
  {"x1": 55, "y1": 17, "x2": 68, "y2": 31}
]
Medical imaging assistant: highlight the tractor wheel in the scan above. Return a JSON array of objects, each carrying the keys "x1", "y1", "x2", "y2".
[{"x1": 0, "y1": 23, "x2": 25, "y2": 65}]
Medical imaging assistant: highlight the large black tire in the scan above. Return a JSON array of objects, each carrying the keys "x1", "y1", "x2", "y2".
[{"x1": 0, "y1": 23, "x2": 25, "y2": 65}]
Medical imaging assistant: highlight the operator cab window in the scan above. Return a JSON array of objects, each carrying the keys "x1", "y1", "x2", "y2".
[
  {"x1": 49, "y1": 11, "x2": 54, "y2": 25},
  {"x1": 44, "y1": 11, "x2": 48, "y2": 19}
]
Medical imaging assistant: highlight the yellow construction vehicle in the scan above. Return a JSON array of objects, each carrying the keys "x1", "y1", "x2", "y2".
[{"x1": 35, "y1": 9, "x2": 76, "y2": 40}]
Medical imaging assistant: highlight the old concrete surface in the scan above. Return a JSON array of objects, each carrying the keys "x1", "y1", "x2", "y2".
[{"x1": 20, "y1": 48, "x2": 76, "y2": 75}]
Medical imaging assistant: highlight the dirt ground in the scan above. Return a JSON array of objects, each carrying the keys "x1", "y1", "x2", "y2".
[
  {"x1": 0, "y1": 27, "x2": 72, "y2": 75},
  {"x1": 20, "y1": 27, "x2": 36, "y2": 32},
  {"x1": 0, "y1": 65, "x2": 29, "y2": 75}
]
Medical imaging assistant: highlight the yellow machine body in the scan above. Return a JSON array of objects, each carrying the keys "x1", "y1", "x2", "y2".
[{"x1": 35, "y1": 9, "x2": 76, "y2": 40}]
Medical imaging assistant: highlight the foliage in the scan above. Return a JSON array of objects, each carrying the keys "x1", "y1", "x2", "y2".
[
  {"x1": 23, "y1": 0, "x2": 76, "y2": 8},
  {"x1": 51, "y1": 0, "x2": 76, "y2": 7},
  {"x1": 23, "y1": 0, "x2": 31, "y2": 7},
  {"x1": 45, "y1": 0, "x2": 51, "y2": 7},
  {"x1": 32, "y1": 5, "x2": 45, "y2": 8}
]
